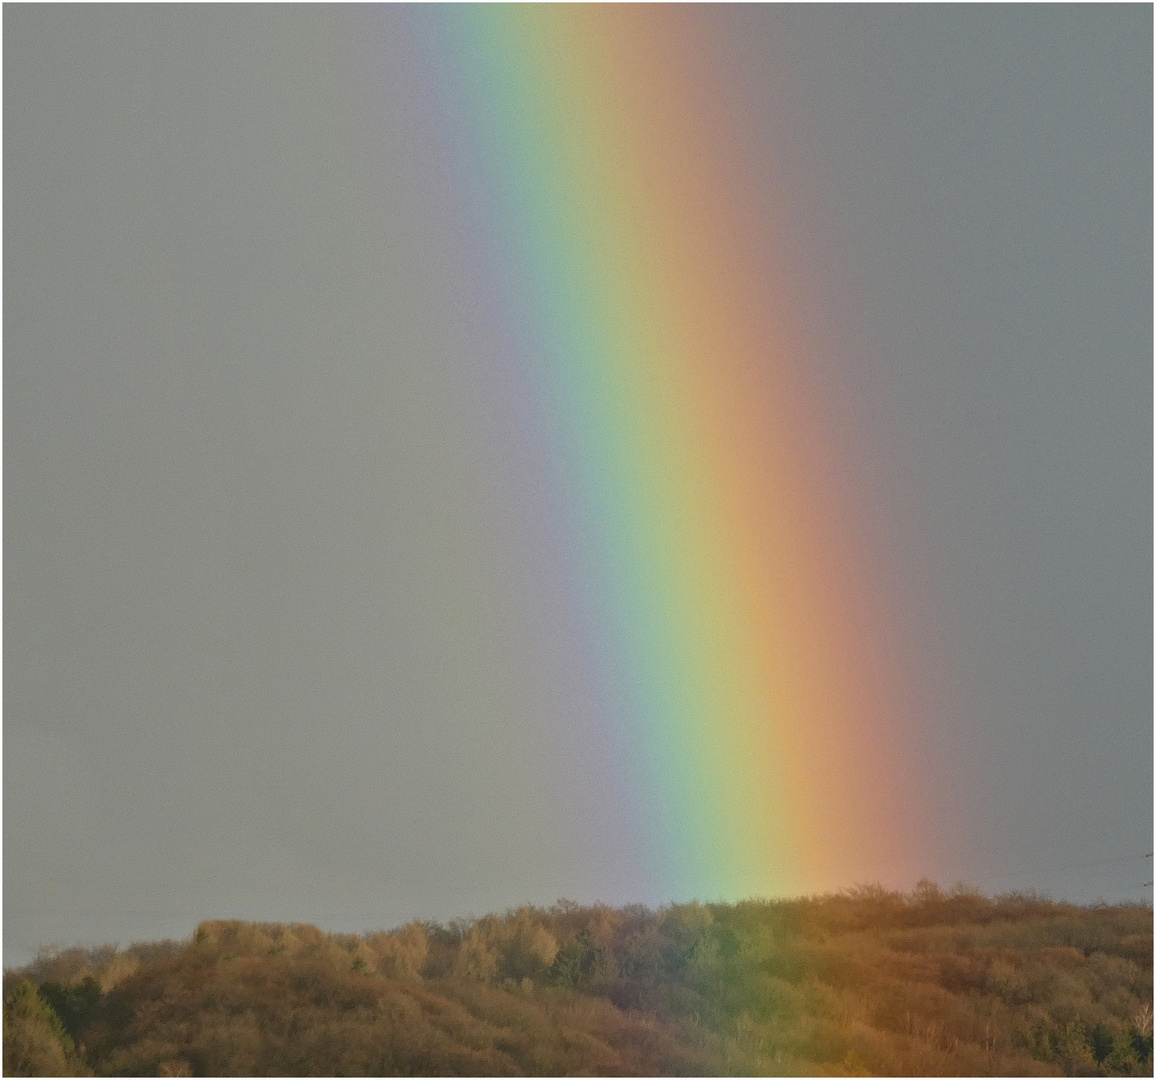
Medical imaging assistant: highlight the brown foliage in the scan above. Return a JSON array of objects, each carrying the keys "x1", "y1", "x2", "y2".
[{"x1": 4, "y1": 887, "x2": 1151, "y2": 1075}]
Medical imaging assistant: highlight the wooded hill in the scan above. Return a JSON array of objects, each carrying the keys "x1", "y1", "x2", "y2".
[{"x1": 4, "y1": 883, "x2": 1152, "y2": 1076}]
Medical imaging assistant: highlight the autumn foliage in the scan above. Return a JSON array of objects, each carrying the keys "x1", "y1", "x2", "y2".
[{"x1": 4, "y1": 884, "x2": 1151, "y2": 1076}]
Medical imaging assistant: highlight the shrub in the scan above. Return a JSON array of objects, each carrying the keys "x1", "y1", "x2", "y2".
[{"x1": 3, "y1": 980, "x2": 89, "y2": 1077}]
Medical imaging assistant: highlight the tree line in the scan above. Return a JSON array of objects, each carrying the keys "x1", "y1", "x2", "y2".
[{"x1": 4, "y1": 881, "x2": 1152, "y2": 1075}]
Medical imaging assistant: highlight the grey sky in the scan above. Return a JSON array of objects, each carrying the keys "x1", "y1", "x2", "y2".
[{"x1": 5, "y1": 6, "x2": 1151, "y2": 966}]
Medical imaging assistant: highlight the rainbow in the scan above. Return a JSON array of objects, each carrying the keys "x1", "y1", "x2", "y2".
[{"x1": 404, "y1": 6, "x2": 935, "y2": 902}]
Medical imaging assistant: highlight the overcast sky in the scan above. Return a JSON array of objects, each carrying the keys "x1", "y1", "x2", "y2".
[{"x1": 5, "y1": 6, "x2": 1151, "y2": 966}]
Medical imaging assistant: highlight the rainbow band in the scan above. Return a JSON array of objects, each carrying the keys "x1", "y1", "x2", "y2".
[{"x1": 420, "y1": 7, "x2": 924, "y2": 900}]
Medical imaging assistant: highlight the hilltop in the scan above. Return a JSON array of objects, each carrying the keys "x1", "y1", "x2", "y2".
[{"x1": 4, "y1": 883, "x2": 1152, "y2": 1076}]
